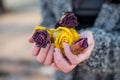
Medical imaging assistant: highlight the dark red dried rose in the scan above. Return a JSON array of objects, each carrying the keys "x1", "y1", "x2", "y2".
[
  {"x1": 71, "y1": 38, "x2": 88, "y2": 55},
  {"x1": 55, "y1": 12, "x2": 78, "y2": 28},
  {"x1": 75, "y1": 38, "x2": 88, "y2": 49},
  {"x1": 32, "y1": 30, "x2": 50, "y2": 48}
]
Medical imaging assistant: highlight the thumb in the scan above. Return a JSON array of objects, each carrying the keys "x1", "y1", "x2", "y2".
[
  {"x1": 28, "y1": 35, "x2": 34, "y2": 43},
  {"x1": 80, "y1": 30, "x2": 94, "y2": 47}
]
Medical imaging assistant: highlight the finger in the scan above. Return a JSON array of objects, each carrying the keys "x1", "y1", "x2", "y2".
[
  {"x1": 54, "y1": 48, "x2": 76, "y2": 73},
  {"x1": 63, "y1": 43, "x2": 80, "y2": 65},
  {"x1": 78, "y1": 42, "x2": 94, "y2": 62},
  {"x1": 77, "y1": 31, "x2": 94, "y2": 62},
  {"x1": 78, "y1": 31, "x2": 94, "y2": 61},
  {"x1": 80, "y1": 30, "x2": 94, "y2": 46},
  {"x1": 44, "y1": 44, "x2": 54, "y2": 65},
  {"x1": 28, "y1": 35, "x2": 34, "y2": 43},
  {"x1": 32, "y1": 44, "x2": 40, "y2": 56},
  {"x1": 37, "y1": 44, "x2": 50, "y2": 63},
  {"x1": 51, "y1": 63, "x2": 60, "y2": 71}
]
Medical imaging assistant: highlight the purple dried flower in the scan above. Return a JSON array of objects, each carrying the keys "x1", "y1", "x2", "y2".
[
  {"x1": 32, "y1": 30, "x2": 50, "y2": 48},
  {"x1": 55, "y1": 12, "x2": 78, "y2": 28},
  {"x1": 71, "y1": 38, "x2": 88, "y2": 55},
  {"x1": 75, "y1": 38, "x2": 88, "y2": 49}
]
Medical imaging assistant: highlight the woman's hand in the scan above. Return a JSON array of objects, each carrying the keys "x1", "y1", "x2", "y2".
[
  {"x1": 53, "y1": 30, "x2": 95, "y2": 73},
  {"x1": 28, "y1": 36, "x2": 54, "y2": 65},
  {"x1": 28, "y1": 30, "x2": 94, "y2": 73}
]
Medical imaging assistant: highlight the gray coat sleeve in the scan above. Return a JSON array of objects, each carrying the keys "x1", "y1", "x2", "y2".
[
  {"x1": 79, "y1": 28, "x2": 120, "y2": 73},
  {"x1": 81, "y1": 3, "x2": 120, "y2": 74}
]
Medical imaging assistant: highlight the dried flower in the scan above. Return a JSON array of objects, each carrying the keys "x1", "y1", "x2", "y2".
[
  {"x1": 70, "y1": 38, "x2": 88, "y2": 55},
  {"x1": 55, "y1": 12, "x2": 78, "y2": 28},
  {"x1": 32, "y1": 30, "x2": 50, "y2": 48}
]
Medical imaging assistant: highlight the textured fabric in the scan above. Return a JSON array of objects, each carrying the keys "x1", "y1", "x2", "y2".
[
  {"x1": 53, "y1": 70, "x2": 74, "y2": 80},
  {"x1": 76, "y1": 28, "x2": 120, "y2": 80},
  {"x1": 94, "y1": 3, "x2": 120, "y2": 31}
]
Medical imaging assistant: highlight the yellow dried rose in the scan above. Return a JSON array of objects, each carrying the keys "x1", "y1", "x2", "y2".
[{"x1": 53, "y1": 27, "x2": 80, "y2": 55}]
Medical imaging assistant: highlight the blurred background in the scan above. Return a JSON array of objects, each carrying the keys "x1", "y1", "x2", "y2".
[
  {"x1": 0, "y1": 0, "x2": 54, "y2": 80},
  {"x1": 1, "y1": 0, "x2": 120, "y2": 80}
]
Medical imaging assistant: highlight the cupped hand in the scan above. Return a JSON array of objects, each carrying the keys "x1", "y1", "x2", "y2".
[
  {"x1": 53, "y1": 30, "x2": 95, "y2": 73},
  {"x1": 28, "y1": 36, "x2": 54, "y2": 65}
]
